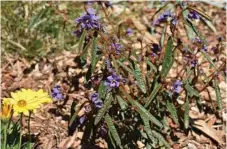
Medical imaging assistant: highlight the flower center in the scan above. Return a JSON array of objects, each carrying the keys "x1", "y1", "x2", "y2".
[{"x1": 17, "y1": 100, "x2": 27, "y2": 107}]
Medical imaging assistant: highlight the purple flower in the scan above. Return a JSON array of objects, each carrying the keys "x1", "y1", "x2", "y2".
[
  {"x1": 190, "y1": 59, "x2": 198, "y2": 67},
  {"x1": 94, "y1": 99, "x2": 103, "y2": 108},
  {"x1": 75, "y1": 8, "x2": 101, "y2": 31},
  {"x1": 172, "y1": 80, "x2": 183, "y2": 94},
  {"x1": 218, "y1": 36, "x2": 223, "y2": 42},
  {"x1": 51, "y1": 86, "x2": 64, "y2": 100},
  {"x1": 104, "y1": 73, "x2": 121, "y2": 89},
  {"x1": 126, "y1": 28, "x2": 133, "y2": 36},
  {"x1": 188, "y1": 11, "x2": 200, "y2": 20},
  {"x1": 79, "y1": 115, "x2": 86, "y2": 124},
  {"x1": 90, "y1": 93, "x2": 103, "y2": 108},
  {"x1": 193, "y1": 37, "x2": 202, "y2": 44},
  {"x1": 201, "y1": 45, "x2": 208, "y2": 52},
  {"x1": 153, "y1": 10, "x2": 173, "y2": 25},
  {"x1": 151, "y1": 43, "x2": 161, "y2": 56},
  {"x1": 111, "y1": 42, "x2": 122, "y2": 54},
  {"x1": 171, "y1": 16, "x2": 178, "y2": 26}
]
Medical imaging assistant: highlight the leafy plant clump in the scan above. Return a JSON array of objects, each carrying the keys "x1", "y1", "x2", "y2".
[{"x1": 68, "y1": 1, "x2": 226, "y2": 148}]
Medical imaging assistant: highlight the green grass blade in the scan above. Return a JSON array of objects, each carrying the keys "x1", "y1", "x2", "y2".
[
  {"x1": 145, "y1": 83, "x2": 162, "y2": 108},
  {"x1": 116, "y1": 95, "x2": 128, "y2": 111},
  {"x1": 184, "y1": 95, "x2": 190, "y2": 129},
  {"x1": 184, "y1": 84, "x2": 200, "y2": 97}
]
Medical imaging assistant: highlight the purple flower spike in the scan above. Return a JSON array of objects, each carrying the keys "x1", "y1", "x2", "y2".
[
  {"x1": 172, "y1": 80, "x2": 183, "y2": 94},
  {"x1": 188, "y1": 11, "x2": 200, "y2": 20},
  {"x1": 151, "y1": 43, "x2": 161, "y2": 56},
  {"x1": 126, "y1": 28, "x2": 133, "y2": 36},
  {"x1": 104, "y1": 73, "x2": 121, "y2": 89},
  {"x1": 51, "y1": 86, "x2": 64, "y2": 100},
  {"x1": 171, "y1": 16, "x2": 178, "y2": 26},
  {"x1": 111, "y1": 43, "x2": 122, "y2": 54}
]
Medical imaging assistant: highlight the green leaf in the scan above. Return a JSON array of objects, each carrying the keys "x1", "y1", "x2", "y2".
[
  {"x1": 184, "y1": 84, "x2": 200, "y2": 97},
  {"x1": 183, "y1": 11, "x2": 196, "y2": 40},
  {"x1": 183, "y1": 67, "x2": 193, "y2": 84},
  {"x1": 145, "y1": 83, "x2": 162, "y2": 108},
  {"x1": 151, "y1": 130, "x2": 170, "y2": 148},
  {"x1": 116, "y1": 95, "x2": 128, "y2": 111},
  {"x1": 214, "y1": 79, "x2": 222, "y2": 110},
  {"x1": 146, "y1": 58, "x2": 157, "y2": 73},
  {"x1": 105, "y1": 114, "x2": 123, "y2": 149},
  {"x1": 78, "y1": 30, "x2": 87, "y2": 53},
  {"x1": 117, "y1": 60, "x2": 134, "y2": 75},
  {"x1": 201, "y1": 50, "x2": 217, "y2": 70},
  {"x1": 141, "y1": 115, "x2": 158, "y2": 144},
  {"x1": 161, "y1": 37, "x2": 174, "y2": 77},
  {"x1": 132, "y1": 62, "x2": 147, "y2": 94},
  {"x1": 28, "y1": 7, "x2": 48, "y2": 29},
  {"x1": 184, "y1": 95, "x2": 190, "y2": 129},
  {"x1": 94, "y1": 94, "x2": 113, "y2": 125},
  {"x1": 121, "y1": 88, "x2": 163, "y2": 128},
  {"x1": 166, "y1": 100, "x2": 179, "y2": 125},
  {"x1": 160, "y1": 23, "x2": 167, "y2": 47},
  {"x1": 200, "y1": 17, "x2": 216, "y2": 32},
  {"x1": 98, "y1": 81, "x2": 107, "y2": 99}
]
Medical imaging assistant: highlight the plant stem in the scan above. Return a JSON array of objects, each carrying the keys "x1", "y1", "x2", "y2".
[
  {"x1": 18, "y1": 114, "x2": 23, "y2": 149},
  {"x1": 3, "y1": 124, "x2": 7, "y2": 149},
  {"x1": 27, "y1": 111, "x2": 32, "y2": 149}
]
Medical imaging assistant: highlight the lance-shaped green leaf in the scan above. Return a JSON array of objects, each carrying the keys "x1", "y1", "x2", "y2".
[
  {"x1": 132, "y1": 62, "x2": 147, "y2": 94},
  {"x1": 121, "y1": 88, "x2": 163, "y2": 128},
  {"x1": 117, "y1": 60, "x2": 134, "y2": 75},
  {"x1": 98, "y1": 81, "x2": 107, "y2": 99},
  {"x1": 116, "y1": 95, "x2": 128, "y2": 111},
  {"x1": 160, "y1": 23, "x2": 167, "y2": 47},
  {"x1": 105, "y1": 114, "x2": 123, "y2": 149},
  {"x1": 161, "y1": 37, "x2": 174, "y2": 77},
  {"x1": 78, "y1": 30, "x2": 87, "y2": 53},
  {"x1": 200, "y1": 16, "x2": 216, "y2": 32},
  {"x1": 166, "y1": 100, "x2": 179, "y2": 125},
  {"x1": 141, "y1": 115, "x2": 158, "y2": 144},
  {"x1": 184, "y1": 95, "x2": 190, "y2": 129},
  {"x1": 201, "y1": 50, "x2": 217, "y2": 70},
  {"x1": 146, "y1": 58, "x2": 157, "y2": 73},
  {"x1": 214, "y1": 79, "x2": 222, "y2": 110},
  {"x1": 184, "y1": 83, "x2": 200, "y2": 97},
  {"x1": 183, "y1": 11, "x2": 196, "y2": 40},
  {"x1": 94, "y1": 94, "x2": 113, "y2": 125},
  {"x1": 145, "y1": 82, "x2": 162, "y2": 108}
]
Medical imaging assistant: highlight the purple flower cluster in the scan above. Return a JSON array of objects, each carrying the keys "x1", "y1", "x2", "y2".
[
  {"x1": 190, "y1": 59, "x2": 198, "y2": 67},
  {"x1": 51, "y1": 86, "x2": 64, "y2": 100},
  {"x1": 111, "y1": 42, "x2": 122, "y2": 54},
  {"x1": 188, "y1": 10, "x2": 200, "y2": 20},
  {"x1": 153, "y1": 10, "x2": 177, "y2": 26},
  {"x1": 90, "y1": 93, "x2": 103, "y2": 108},
  {"x1": 172, "y1": 80, "x2": 183, "y2": 94},
  {"x1": 104, "y1": 73, "x2": 121, "y2": 89},
  {"x1": 74, "y1": 8, "x2": 101, "y2": 38}
]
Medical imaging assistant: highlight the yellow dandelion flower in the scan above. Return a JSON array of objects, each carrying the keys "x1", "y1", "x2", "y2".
[
  {"x1": 0, "y1": 98, "x2": 12, "y2": 120},
  {"x1": 3, "y1": 89, "x2": 52, "y2": 116}
]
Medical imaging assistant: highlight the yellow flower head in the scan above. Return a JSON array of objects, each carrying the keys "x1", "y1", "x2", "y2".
[
  {"x1": 0, "y1": 98, "x2": 12, "y2": 120},
  {"x1": 3, "y1": 89, "x2": 52, "y2": 116}
]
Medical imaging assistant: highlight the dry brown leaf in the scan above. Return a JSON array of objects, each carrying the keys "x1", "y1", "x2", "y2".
[{"x1": 192, "y1": 120, "x2": 224, "y2": 146}]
